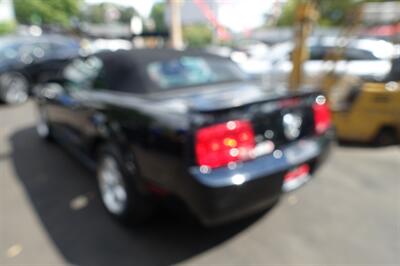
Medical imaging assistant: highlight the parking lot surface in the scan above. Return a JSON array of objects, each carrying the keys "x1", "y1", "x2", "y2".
[{"x1": 1, "y1": 101, "x2": 399, "y2": 265}]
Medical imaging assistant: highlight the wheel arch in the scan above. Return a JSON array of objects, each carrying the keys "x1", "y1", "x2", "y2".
[{"x1": 374, "y1": 125, "x2": 399, "y2": 145}]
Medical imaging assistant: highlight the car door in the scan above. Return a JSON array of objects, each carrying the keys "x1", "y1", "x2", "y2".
[
  {"x1": 45, "y1": 57, "x2": 102, "y2": 151},
  {"x1": 43, "y1": 80, "x2": 86, "y2": 148},
  {"x1": 31, "y1": 40, "x2": 80, "y2": 83}
]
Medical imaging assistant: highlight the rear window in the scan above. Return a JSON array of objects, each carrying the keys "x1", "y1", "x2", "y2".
[{"x1": 146, "y1": 56, "x2": 246, "y2": 90}]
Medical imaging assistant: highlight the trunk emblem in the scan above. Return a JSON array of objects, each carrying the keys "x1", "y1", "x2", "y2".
[{"x1": 283, "y1": 113, "x2": 303, "y2": 140}]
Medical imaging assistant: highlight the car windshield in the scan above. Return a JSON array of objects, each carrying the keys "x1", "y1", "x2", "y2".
[
  {"x1": 0, "y1": 41, "x2": 23, "y2": 61},
  {"x1": 146, "y1": 56, "x2": 246, "y2": 90}
]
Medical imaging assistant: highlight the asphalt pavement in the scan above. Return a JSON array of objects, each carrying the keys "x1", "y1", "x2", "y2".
[{"x1": 1, "y1": 101, "x2": 399, "y2": 266}]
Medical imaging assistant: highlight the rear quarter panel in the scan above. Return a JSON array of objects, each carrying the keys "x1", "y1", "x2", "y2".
[{"x1": 91, "y1": 94, "x2": 192, "y2": 192}]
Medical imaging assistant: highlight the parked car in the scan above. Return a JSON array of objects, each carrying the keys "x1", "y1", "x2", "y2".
[
  {"x1": 0, "y1": 35, "x2": 80, "y2": 104},
  {"x1": 205, "y1": 40, "x2": 272, "y2": 80},
  {"x1": 35, "y1": 49, "x2": 334, "y2": 226},
  {"x1": 267, "y1": 37, "x2": 397, "y2": 87},
  {"x1": 330, "y1": 57, "x2": 400, "y2": 145}
]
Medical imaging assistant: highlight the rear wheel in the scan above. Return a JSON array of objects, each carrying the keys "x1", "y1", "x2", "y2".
[
  {"x1": 96, "y1": 145, "x2": 154, "y2": 225},
  {"x1": 0, "y1": 72, "x2": 29, "y2": 104}
]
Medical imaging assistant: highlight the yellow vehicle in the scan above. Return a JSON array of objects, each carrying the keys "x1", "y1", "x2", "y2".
[
  {"x1": 330, "y1": 59, "x2": 400, "y2": 145},
  {"x1": 287, "y1": 0, "x2": 400, "y2": 145}
]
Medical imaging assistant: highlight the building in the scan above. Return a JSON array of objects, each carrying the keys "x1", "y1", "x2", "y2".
[{"x1": 0, "y1": 0, "x2": 15, "y2": 23}]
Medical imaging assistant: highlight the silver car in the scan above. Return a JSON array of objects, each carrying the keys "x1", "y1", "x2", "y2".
[{"x1": 266, "y1": 37, "x2": 397, "y2": 87}]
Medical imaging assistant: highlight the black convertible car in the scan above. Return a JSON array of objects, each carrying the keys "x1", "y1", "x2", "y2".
[
  {"x1": 0, "y1": 35, "x2": 80, "y2": 104},
  {"x1": 35, "y1": 49, "x2": 334, "y2": 226}
]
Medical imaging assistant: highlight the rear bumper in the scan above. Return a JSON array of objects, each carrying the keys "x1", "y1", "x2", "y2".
[{"x1": 181, "y1": 130, "x2": 334, "y2": 226}]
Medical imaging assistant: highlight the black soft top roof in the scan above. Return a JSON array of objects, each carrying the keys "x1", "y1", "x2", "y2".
[
  {"x1": 97, "y1": 48, "x2": 226, "y2": 65},
  {"x1": 94, "y1": 48, "x2": 229, "y2": 93}
]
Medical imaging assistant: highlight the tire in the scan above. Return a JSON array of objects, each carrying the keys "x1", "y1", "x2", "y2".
[
  {"x1": 36, "y1": 106, "x2": 53, "y2": 141},
  {"x1": 96, "y1": 144, "x2": 154, "y2": 225},
  {"x1": 375, "y1": 128, "x2": 397, "y2": 146},
  {"x1": 0, "y1": 72, "x2": 29, "y2": 104}
]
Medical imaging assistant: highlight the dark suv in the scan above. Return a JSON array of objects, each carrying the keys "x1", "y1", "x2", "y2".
[{"x1": 0, "y1": 35, "x2": 80, "y2": 104}]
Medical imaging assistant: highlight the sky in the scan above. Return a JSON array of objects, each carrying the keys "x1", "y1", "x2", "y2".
[
  {"x1": 85, "y1": 0, "x2": 278, "y2": 32},
  {"x1": 85, "y1": 0, "x2": 160, "y2": 17},
  {"x1": 217, "y1": 1, "x2": 276, "y2": 32}
]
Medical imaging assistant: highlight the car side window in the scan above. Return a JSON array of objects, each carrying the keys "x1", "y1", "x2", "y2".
[
  {"x1": 31, "y1": 41, "x2": 50, "y2": 59},
  {"x1": 344, "y1": 48, "x2": 378, "y2": 61},
  {"x1": 50, "y1": 41, "x2": 78, "y2": 54},
  {"x1": 17, "y1": 42, "x2": 49, "y2": 63},
  {"x1": 49, "y1": 42, "x2": 67, "y2": 53},
  {"x1": 288, "y1": 46, "x2": 327, "y2": 61},
  {"x1": 97, "y1": 57, "x2": 146, "y2": 94},
  {"x1": 309, "y1": 46, "x2": 327, "y2": 60}
]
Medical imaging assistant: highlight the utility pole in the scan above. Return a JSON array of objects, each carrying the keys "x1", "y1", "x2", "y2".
[
  {"x1": 289, "y1": 0, "x2": 319, "y2": 91},
  {"x1": 169, "y1": 0, "x2": 183, "y2": 49}
]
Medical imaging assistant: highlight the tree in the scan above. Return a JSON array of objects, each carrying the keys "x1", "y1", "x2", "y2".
[
  {"x1": 277, "y1": 0, "x2": 391, "y2": 27},
  {"x1": 13, "y1": 0, "x2": 81, "y2": 27},
  {"x1": 149, "y1": 2, "x2": 167, "y2": 32},
  {"x1": 183, "y1": 24, "x2": 212, "y2": 47},
  {"x1": 318, "y1": 0, "x2": 362, "y2": 26},
  {"x1": 0, "y1": 21, "x2": 16, "y2": 35},
  {"x1": 82, "y1": 3, "x2": 139, "y2": 24},
  {"x1": 120, "y1": 7, "x2": 138, "y2": 23},
  {"x1": 276, "y1": 0, "x2": 299, "y2": 26},
  {"x1": 84, "y1": 4, "x2": 106, "y2": 24}
]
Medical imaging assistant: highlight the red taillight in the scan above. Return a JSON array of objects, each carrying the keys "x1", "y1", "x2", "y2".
[
  {"x1": 313, "y1": 97, "x2": 331, "y2": 135},
  {"x1": 195, "y1": 120, "x2": 255, "y2": 168}
]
